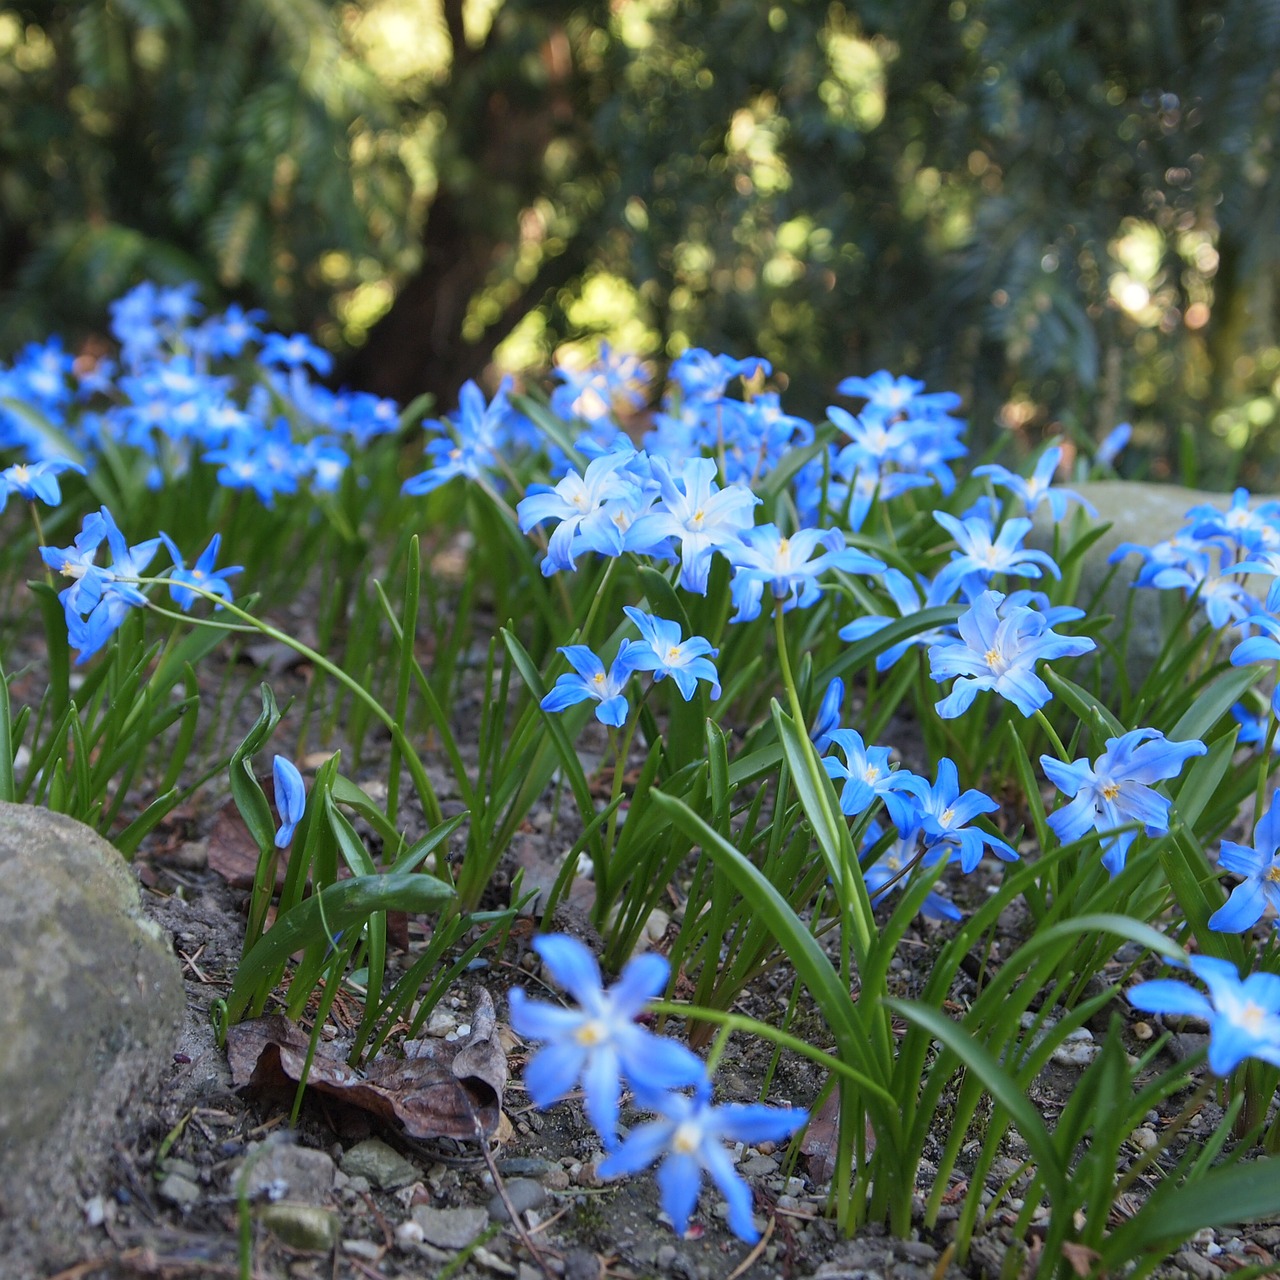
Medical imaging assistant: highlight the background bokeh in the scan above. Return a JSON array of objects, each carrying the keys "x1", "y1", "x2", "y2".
[{"x1": 1, "y1": 0, "x2": 1277, "y2": 484}]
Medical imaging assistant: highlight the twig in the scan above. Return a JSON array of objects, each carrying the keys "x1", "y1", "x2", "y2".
[
  {"x1": 726, "y1": 1216, "x2": 775, "y2": 1280},
  {"x1": 475, "y1": 1115, "x2": 557, "y2": 1280}
]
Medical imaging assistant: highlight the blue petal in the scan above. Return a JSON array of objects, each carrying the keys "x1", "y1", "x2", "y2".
[
  {"x1": 656, "y1": 1152, "x2": 703, "y2": 1236},
  {"x1": 523, "y1": 1041, "x2": 588, "y2": 1108}
]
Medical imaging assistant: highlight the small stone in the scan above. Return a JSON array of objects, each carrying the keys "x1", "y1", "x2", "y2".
[
  {"x1": 1172, "y1": 1250, "x2": 1223, "y2": 1280},
  {"x1": 243, "y1": 1144, "x2": 336, "y2": 1204},
  {"x1": 342, "y1": 1240, "x2": 383, "y2": 1261},
  {"x1": 1051, "y1": 1029, "x2": 1100, "y2": 1067},
  {"x1": 656, "y1": 1245, "x2": 677, "y2": 1269},
  {"x1": 83, "y1": 1195, "x2": 107, "y2": 1227},
  {"x1": 489, "y1": 1177, "x2": 548, "y2": 1222},
  {"x1": 496, "y1": 1157, "x2": 555, "y2": 1177},
  {"x1": 411, "y1": 1205, "x2": 489, "y2": 1249},
  {"x1": 542, "y1": 1169, "x2": 570, "y2": 1191},
  {"x1": 473, "y1": 1245, "x2": 517, "y2": 1275},
  {"x1": 1133, "y1": 1021, "x2": 1154, "y2": 1041},
  {"x1": 341, "y1": 1138, "x2": 419, "y2": 1189},
  {"x1": 157, "y1": 1173, "x2": 201, "y2": 1208},
  {"x1": 739, "y1": 1154, "x2": 779, "y2": 1177},
  {"x1": 1129, "y1": 1126, "x2": 1159, "y2": 1151},
  {"x1": 395, "y1": 1221, "x2": 425, "y2": 1248},
  {"x1": 259, "y1": 1204, "x2": 341, "y2": 1251}
]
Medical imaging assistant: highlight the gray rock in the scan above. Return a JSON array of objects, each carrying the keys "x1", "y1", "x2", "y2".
[
  {"x1": 488, "y1": 1177, "x2": 547, "y2": 1222},
  {"x1": 242, "y1": 1142, "x2": 337, "y2": 1204},
  {"x1": 1030, "y1": 481, "x2": 1273, "y2": 686},
  {"x1": 259, "y1": 1203, "x2": 341, "y2": 1251},
  {"x1": 340, "y1": 1137, "x2": 419, "y2": 1189},
  {"x1": 156, "y1": 1173, "x2": 202, "y2": 1209},
  {"x1": 1173, "y1": 1250, "x2": 1224, "y2": 1280},
  {"x1": 0, "y1": 802, "x2": 184, "y2": 1278},
  {"x1": 410, "y1": 1204, "x2": 489, "y2": 1249}
]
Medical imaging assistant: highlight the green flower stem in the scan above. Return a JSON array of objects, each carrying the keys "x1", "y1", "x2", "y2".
[
  {"x1": 140, "y1": 578, "x2": 444, "y2": 827},
  {"x1": 647, "y1": 999, "x2": 897, "y2": 1110},
  {"x1": 1253, "y1": 667, "x2": 1280, "y2": 829},
  {"x1": 1034, "y1": 708, "x2": 1071, "y2": 763}
]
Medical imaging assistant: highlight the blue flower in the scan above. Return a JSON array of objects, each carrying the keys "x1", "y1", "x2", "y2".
[
  {"x1": 1231, "y1": 613, "x2": 1280, "y2": 667},
  {"x1": 892, "y1": 757, "x2": 1016, "y2": 873},
  {"x1": 1128, "y1": 956, "x2": 1280, "y2": 1076},
  {"x1": 1096, "y1": 422, "x2": 1131, "y2": 467},
  {"x1": 626, "y1": 456, "x2": 759, "y2": 595},
  {"x1": 541, "y1": 644, "x2": 637, "y2": 727},
  {"x1": 820, "y1": 729, "x2": 918, "y2": 818},
  {"x1": 516, "y1": 452, "x2": 641, "y2": 575},
  {"x1": 159, "y1": 533, "x2": 242, "y2": 611},
  {"x1": 810, "y1": 677, "x2": 844, "y2": 751},
  {"x1": 1040, "y1": 728, "x2": 1207, "y2": 875},
  {"x1": 974, "y1": 445, "x2": 1097, "y2": 521},
  {"x1": 508, "y1": 935, "x2": 705, "y2": 1144},
  {"x1": 1209, "y1": 790, "x2": 1280, "y2": 933},
  {"x1": 1231, "y1": 701, "x2": 1280, "y2": 754},
  {"x1": 931, "y1": 512, "x2": 1060, "y2": 600},
  {"x1": 860, "y1": 820, "x2": 962, "y2": 921},
  {"x1": 2, "y1": 457, "x2": 86, "y2": 508},
  {"x1": 259, "y1": 332, "x2": 333, "y2": 376},
  {"x1": 598, "y1": 1086, "x2": 806, "y2": 1242},
  {"x1": 668, "y1": 348, "x2": 770, "y2": 404},
  {"x1": 272, "y1": 756, "x2": 307, "y2": 848},
  {"x1": 621, "y1": 607, "x2": 721, "y2": 700},
  {"x1": 40, "y1": 506, "x2": 161, "y2": 662},
  {"x1": 727, "y1": 525, "x2": 884, "y2": 623},
  {"x1": 928, "y1": 590, "x2": 1095, "y2": 719},
  {"x1": 835, "y1": 370, "x2": 960, "y2": 417},
  {"x1": 838, "y1": 568, "x2": 957, "y2": 672}
]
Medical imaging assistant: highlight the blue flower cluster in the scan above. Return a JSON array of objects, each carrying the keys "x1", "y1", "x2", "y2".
[
  {"x1": 0, "y1": 281, "x2": 406, "y2": 503},
  {"x1": 509, "y1": 934, "x2": 806, "y2": 1243}
]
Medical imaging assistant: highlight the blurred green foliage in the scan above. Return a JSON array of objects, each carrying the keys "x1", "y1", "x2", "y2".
[{"x1": 1, "y1": 1, "x2": 1278, "y2": 483}]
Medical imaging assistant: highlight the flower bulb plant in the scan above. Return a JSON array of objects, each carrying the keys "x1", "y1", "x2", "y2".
[{"x1": 3, "y1": 280, "x2": 1280, "y2": 1272}]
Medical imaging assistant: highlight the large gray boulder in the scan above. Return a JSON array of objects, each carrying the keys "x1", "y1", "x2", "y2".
[
  {"x1": 0, "y1": 802, "x2": 183, "y2": 1277},
  {"x1": 1031, "y1": 480, "x2": 1270, "y2": 686}
]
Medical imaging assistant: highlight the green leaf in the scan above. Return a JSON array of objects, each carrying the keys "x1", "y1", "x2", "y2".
[
  {"x1": 227, "y1": 868, "x2": 455, "y2": 1023},
  {"x1": 887, "y1": 998, "x2": 1069, "y2": 1206}
]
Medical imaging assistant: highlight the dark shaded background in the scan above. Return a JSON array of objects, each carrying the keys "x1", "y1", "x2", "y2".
[{"x1": 1, "y1": 1, "x2": 1277, "y2": 483}]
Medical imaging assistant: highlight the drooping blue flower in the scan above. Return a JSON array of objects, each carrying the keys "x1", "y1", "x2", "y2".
[
  {"x1": 928, "y1": 590, "x2": 1095, "y2": 719},
  {"x1": 891, "y1": 757, "x2": 1016, "y2": 873},
  {"x1": 508, "y1": 935, "x2": 705, "y2": 1145},
  {"x1": 1209, "y1": 790, "x2": 1280, "y2": 933},
  {"x1": 1128, "y1": 956, "x2": 1280, "y2": 1076},
  {"x1": 541, "y1": 644, "x2": 637, "y2": 727},
  {"x1": 272, "y1": 756, "x2": 307, "y2": 848},
  {"x1": 931, "y1": 512, "x2": 1060, "y2": 600},
  {"x1": 727, "y1": 525, "x2": 884, "y2": 623},
  {"x1": 1, "y1": 456, "x2": 86, "y2": 509},
  {"x1": 158, "y1": 533, "x2": 242, "y2": 611},
  {"x1": 1096, "y1": 422, "x2": 1131, "y2": 468},
  {"x1": 974, "y1": 446, "x2": 1098, "y2": 521},
  {"x1": 810, "y1": 677, "x2": 844, "y2": 751},
  {"x1": 621, "y1": 607, "x2": 721, "y2": 700},
  {"x1": 598, "y1": 1085, "x2": 806, "y2": 1242},
  {"x1": 1040, "y1": 728, "x2": 1207, "y2": 875},
  {"x1": 1146, "y1": 546, "x2": 1257, "y2": 630}
]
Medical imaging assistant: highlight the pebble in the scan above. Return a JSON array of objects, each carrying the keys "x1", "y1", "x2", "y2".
[
  {"x1": 343, "y1": 1240, "x2": 383, "y2": 1261},
  {"x1": 157, "y1": 1173, "x2": 201, "y2": 1208},
  {"x1": 1172, "y1": 1250, "x2": 1223, "y2": 1280},
  {"x1": 242, "y1": 1144, "x2": 336, "y2": 1204},
  {"x1": 341, "y1": 1138, "x2": 419, "y2": 1189},
  {"x1": 739, "y1": 1154, "x2": 779, "y2": 1177},
  {"x1": 259, "y1": 1204, "x2": 340, "y2": 1251},
  {"x1": 489, "y1": 1178, "x2": 548, "y2": 1222},
  {"x1": 1129, "y1": 1126, "x2": 1159, "y2": 1151},
  {"x1": 473, "y1": 1245, "x2": 517, "y2": 1275},
  {"x1": 496, "y1": 1157, "x2": 555, "y2": 1177},
  {"x1": 1051, "y1": 1029, "x2": 1100, "y2": 1067},
  {"x1": 83, "y1": 1195, "x2": 107, "y2": 1227},
  {"x1": 425, "y1": 1009, "x2": 459, "y2": 1038},
  {"x1": 411, "y1": 1205, "x2": 489, "y2": 1249}
]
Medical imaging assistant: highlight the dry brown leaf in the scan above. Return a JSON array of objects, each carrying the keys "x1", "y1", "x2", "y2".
[
  {"x1": 1059, "y1": 1242, "x2": 1101, "y2": 1277},
  {"x1": 226, "y1": 989, "x2": 507, "y2": 1141},
  {"x1": 798, "y1": 1091, "x2": 876, "y2": 1183}
]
